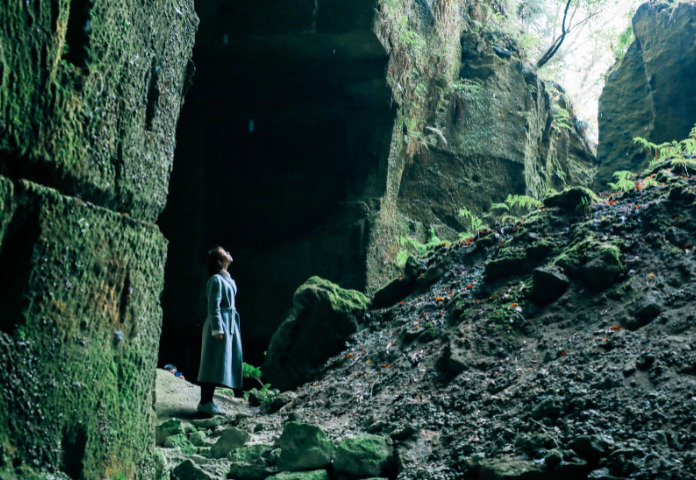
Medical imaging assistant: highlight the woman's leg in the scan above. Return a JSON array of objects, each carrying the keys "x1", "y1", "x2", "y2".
[{"x1": 200, "y1": 382, "x2": 215, "y2": 404}]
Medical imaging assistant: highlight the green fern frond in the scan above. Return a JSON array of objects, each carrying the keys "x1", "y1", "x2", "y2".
[{"x1": 608, "y1": 170, "x2": 636, "y2": 192}]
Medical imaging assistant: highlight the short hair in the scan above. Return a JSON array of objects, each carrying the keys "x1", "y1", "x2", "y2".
[{"x1": 206, "y1": 246, "x2": 226, "y2": 276}]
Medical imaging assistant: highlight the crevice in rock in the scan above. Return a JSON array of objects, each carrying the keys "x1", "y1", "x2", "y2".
[
  {"x1": 51, "y1": 0, "x2": 60, "y2": 33},
  {"x1": 60, "y1": 423, "x2": 87, "y2": 480},
  {"x1": 118, "y1": 271, "x2": 131, "y2": 325},
  {"x1": 145, "y1": 61, "x2": 161, "y2": 132},
  {"x1": 0, "y1": 186, "x2": 40, "y2": 334},
  {"x1": 62, "y1": 0, "x2": 92, "y2": 70}
]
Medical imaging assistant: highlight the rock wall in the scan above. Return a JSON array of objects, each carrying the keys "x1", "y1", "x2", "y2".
[
  {"x1": 397, "y1": 31, "x2": 596, "y2": 238},
  {"x1": 0, "y1": 1, "x2": 196, "y2": 478},
  {"x1": 597, "y1": 2, "x2": 696, "y2": 187},
  {"x1": 159, "y1": 0, "x2": 596, "y2": 376}
]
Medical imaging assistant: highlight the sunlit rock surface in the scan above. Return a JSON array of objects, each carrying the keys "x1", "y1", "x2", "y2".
[{"x1": 597, "y1": 1, "x2": 696, "y2": 187}]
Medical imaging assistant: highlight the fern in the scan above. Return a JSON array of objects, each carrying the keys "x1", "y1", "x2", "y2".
[
  {"x1": 458, "y1": 207, "x2": 487, "y2": 239},
  {"x1": 397, "y1": 226, "x2": 448, "y2": 264},
  {"x1": 506, "y1": 194, "x2": 542, "y2": 211},
  {"x1": 608, "y1": 170, "x2": 636, "y2": 192}
]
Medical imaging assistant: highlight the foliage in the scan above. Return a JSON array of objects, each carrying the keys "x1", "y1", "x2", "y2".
[
  {"x1": 551, "y1": 102, "x2": 573, "y2": 132},
  {"x1": 458, "y1": 207, "x2": 488, "y2": 240},
  {"x1": 608, "y1": 170, "x2": 635, "y2": 192},
  {"x1": 611, "y1": 23, "x2": 634, "y2": 60},
  {"x1": 244, "y1": 384, "x2": 280, "y2": 404},
  {"x1": 397, "y1": 226, "x2": 448, "y2": 266},
  {"x1": 635, "y1": 124, "x2": 696, "y2": 175},
  {"x1": 450, "y1": 78, "x2": 484, "y2": 99}
]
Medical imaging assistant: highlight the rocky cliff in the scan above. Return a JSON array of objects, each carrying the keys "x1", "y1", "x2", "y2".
[
  {"x1": 597, "y1": 2, "x2": 696, "y2": 187},
  {"x1": 0, "y1": 2, "x2": 196, "y2": 478},
  {"x1": 159, "y1": 0, "x2": 596, "y2": 376}
]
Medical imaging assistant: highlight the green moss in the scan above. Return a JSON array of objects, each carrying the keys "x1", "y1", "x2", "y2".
[
  {"x1": 163, "y1": 434, "x2": 195, "y2": 457},
  {"x1": 0, "y1": 180, "x2": 167, "y2": 479},
  {"x1": 298, "y1": 276, "x2": 371, "y2": 313},
  {"x1": 0, "y1": 0, "x2": 198, "y2": 221}
]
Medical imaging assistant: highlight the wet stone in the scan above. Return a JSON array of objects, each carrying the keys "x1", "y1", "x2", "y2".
[
  {"x1": 531, "y1": 266, "x2": 570, "y2": 306},
  {"x1": 275, "y1": 422, "x2": 336, "y2": 471},
  {"x1": 210, "y1": 426, "x2": 251, "y2": 459},
  {"x1": 156, "y1": 418, "x2": 184, "y2": 446},
  {"x1": 333, "y1": 434, "x2": 394, "y2": 477}
]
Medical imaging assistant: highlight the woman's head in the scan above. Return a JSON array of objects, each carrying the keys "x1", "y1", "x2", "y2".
[{"x1": 206, "y1": 246, "x2": 233, "y2": 276}]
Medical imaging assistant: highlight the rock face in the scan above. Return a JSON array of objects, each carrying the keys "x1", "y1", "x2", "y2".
[
  {"x1": 398, "y1": 37, "x2": 597, "y2": 237},
  {"x1": 263, "y1": 277, "x2": 370, "y2": 390},
  {"x1": 0, "y1": 1, "x2": 197, "y2": 478},
  {"x1": 158, "y1": 0, "x2": 597, "y2": 377},
  {"x1": 597, "y1": 2, "x2": 696, "y2": 187}
]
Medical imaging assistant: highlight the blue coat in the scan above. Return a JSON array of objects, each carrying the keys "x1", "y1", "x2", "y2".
[{"x1": 197, "y1": 273, "x2": 243, "y2": 388}]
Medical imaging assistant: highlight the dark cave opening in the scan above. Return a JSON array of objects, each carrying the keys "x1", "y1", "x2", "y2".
[{"x1": 157, "y1": 0, "x2": 395, "y2": 380}]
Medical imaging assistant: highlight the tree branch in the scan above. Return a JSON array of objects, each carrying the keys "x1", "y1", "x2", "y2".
[{"x1": 536, "y1": 0, "x2": 574, "y2": 68}]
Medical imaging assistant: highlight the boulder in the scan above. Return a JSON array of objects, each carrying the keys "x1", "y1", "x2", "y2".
[
  {"x1": 543, "y1": 186, "x2": 599, "y2": 214},
  {"x1": 163, "y1": 434, "x2": 196, "y2": 456},
  {"x1": 266, "y1": 471, "x2": 329, "y2": 480},
  {"x1": 263, "y1": 277, "x2": 370, "y2": 390},
  {"x1": 531, "y1": 266, "x2": 570, "y2": 305},
  {"x1": 228, "y1": 444, "x2": 276, "y2": 480},
  {"x1": 275, "y1": 422, "x2": 336, "y2": 471},
  {"x1": 333, "y1": 434, "x2": 394, "y2": 477},
  {"x1": 581, "y1": 245, "x2": 624, "y2": 291},
  {"x1": 171, "y1": 459, "x2": 221, "y2": 480},
  {"x1": 156, "y1": 419, "x2": 185, "y2": 446},
  {"x1": 210, "y1": 427, "x2": 251, "y2": 459},
  {"x1": 474, "y1": 457, "x2": 545, "y2": 479},
  {"x1": 597, "y1": 2, "x2": 696, "y2": 187},
  {"x1": 569, "y1": 435, "x2": 609, "y2": 463}
]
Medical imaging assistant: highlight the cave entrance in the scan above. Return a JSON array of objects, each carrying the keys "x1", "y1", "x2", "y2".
[{"x1": 157, "y1": 1, "x2": 394, "y2": 378}]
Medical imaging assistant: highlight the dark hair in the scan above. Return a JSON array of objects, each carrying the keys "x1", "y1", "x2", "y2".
[{"x1": 206, "y1": 246, "x2": 225, "y2": 276}]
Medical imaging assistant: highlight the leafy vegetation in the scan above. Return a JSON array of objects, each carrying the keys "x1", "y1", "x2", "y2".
[
  {"x1": 608, "y1": 170, "x2": 635, "y2": 192},
  {"x1": 397, "y1": 226, "x2": 449, "y2": 266},
  {"x1": 458, "y1": 207, "x2": 488, "y2": 240},
  {"x1": 634, "y1": 123, "x2": 696, "y2": 175}
]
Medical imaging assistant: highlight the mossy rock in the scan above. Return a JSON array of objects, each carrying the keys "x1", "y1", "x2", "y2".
[
  {"x1": 543, "y1": 186, "x2": 599, "y2": 214},
  {"x1": 333, "y1": 434, "x2": 394, "y2": 477},
  {"x1": 581, "y1": 244, "x2": 624, "y2": 291},
  {"x1": 266, "y1": 471, "x2": 329, "y2": 480},
  {"x1": 156, "y1": 419, "x2": 185, "y2": 446},
  {"x1": 228, "y1": 444, "x2": 275, "y2": 480},
  {"x1": 0, "y1": 179, "x2": 168, "y2": 478},
  {"x1": 276, "y1": 422, "x2": 336, "y2": 471},
  {"x1": 163, "y1": 434, "x2": 196, "y2": 457},
  {"x1": 210, "y1": 427, "x2": 251, "y2": 459},
  {"x1": 0, "y1": 0, "x2": 198, "y2": 222},
  {"x1": 263, "y1": 277, "x2": 370, "y2": 390}
]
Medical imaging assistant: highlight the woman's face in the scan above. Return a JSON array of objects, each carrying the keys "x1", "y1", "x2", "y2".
[{"x1": 218, "y1": 247, "x2": 233, "y2": 268}]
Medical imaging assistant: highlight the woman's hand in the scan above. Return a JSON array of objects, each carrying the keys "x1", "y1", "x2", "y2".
[{"x1": 214, "y1": 333, "x2": 224, "y2": 340}]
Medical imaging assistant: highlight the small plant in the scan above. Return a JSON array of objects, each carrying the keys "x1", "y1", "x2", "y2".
[
  {"x1": 397, "y1": 226, "x2": 448, "y2": 266},
  {"x1": 608, "y1": 170, "x2": 635, "y2": 192},
  {"x1": 551, "y1": 103, "x2": 572, "y2": 132},
  {"x1": 635, "y1": 124, "x2": 696, "y2": 175},
  {"x1": 244, "y1": 384, "x2": 280, "y2": 405},
  {"x1": 450, "y1": 78, "x2": 484, "y2": 99},
  {"x1": 458, "y1": 207, "x2": 487, "y2": 240},
  {"x1": 488, "y1": 194, "x2": 542, "y2": 223}
]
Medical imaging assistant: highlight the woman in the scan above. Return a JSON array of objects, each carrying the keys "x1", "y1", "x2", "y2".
[{"x1": 197, "y1": 246, "x2": 243, "y2": 415}]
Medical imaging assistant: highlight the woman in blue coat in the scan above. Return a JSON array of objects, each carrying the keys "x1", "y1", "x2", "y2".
[{"x1": 197, "y1": 246, "x2": 243, "y2": 415}]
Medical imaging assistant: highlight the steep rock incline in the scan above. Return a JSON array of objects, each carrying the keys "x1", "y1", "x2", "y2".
[
  {"x1": 154, "y1": 169, "x2": 696, "y2": 480},
  {"x1": 597, "y1": 1, "x2": 696, "y2": 187},
  {"x1": 282, "y1": 166, "x2": 696, "y2": 479},
  {"x1": 156, "y1": 165, "x2": 696, "y2": 480},
  {"x1": 0, "y1": 1, "x2": 197, "y2": 478}
]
